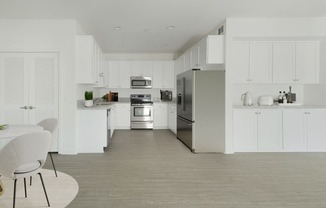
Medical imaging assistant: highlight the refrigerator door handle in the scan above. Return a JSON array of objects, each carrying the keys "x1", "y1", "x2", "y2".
[
  {"x1": 177, "y1": 116, "x2": 193, "y2": 124},
  {"x1": 182, "y1": 77, "x2": 186, "y2": 111}
]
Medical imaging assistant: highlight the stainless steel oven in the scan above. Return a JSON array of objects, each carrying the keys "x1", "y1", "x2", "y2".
[{"x1": 130, "y1": 94, "x2": 153, "y2": 129}]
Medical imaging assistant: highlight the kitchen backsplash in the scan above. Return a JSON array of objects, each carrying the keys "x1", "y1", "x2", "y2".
[{"x1": 232, "y1": 84, "x2": 304, "y2": 106}]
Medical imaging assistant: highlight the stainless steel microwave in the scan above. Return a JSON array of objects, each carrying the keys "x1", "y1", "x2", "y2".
[{"x1": 130, "y1": 76, "x2": 152, "y2": 89}]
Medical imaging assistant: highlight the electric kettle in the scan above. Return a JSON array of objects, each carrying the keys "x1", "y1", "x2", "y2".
[{"x1": 241, "y1": 92, "x2": 253, "y2": 106}]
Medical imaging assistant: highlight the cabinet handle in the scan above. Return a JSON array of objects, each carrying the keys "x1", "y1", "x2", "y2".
[
  {"x1": 304, "y1": 112, "x2": 310, "y2": 114},
  {"x1": 29, "y1": 106, "x2": 36, "y2": 110},
  {"x1": 20, "y1": 106, "x2": 28, "y2": 109}
]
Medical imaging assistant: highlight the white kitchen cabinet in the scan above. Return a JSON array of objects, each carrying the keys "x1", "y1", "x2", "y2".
[
  {"x1": 168, "y1": 103, "x2": 176, "y2": 134},
  {"x1": 76, "y1": 35, "x2": 104, "y2": 85},
  {"x1": 295, "y1": 42, "x2": 319, "y2": 84},
  {"x1": 116, "y1": 103, "x2": 130, "y2": 129},
  {"x1": 131, "y1": 61, "x2": 153, "y2": 77},
  {"x1": 231, "y1": 42, "x2": 272, "y2": 83},
  {"x1": 107, "y1": 61, "x2": 131, "y2": 88},
  {"x1": 273, "y1": 42, "x2": 295, "y2": 83},
  {"x1": 0, "y1": 52, "x2": 59, "y2": 151},
  {"x1": 76, "y1": 109, "x2": 107, "y2": 153},
  {"x1": 190, "y1": 45, "x2": 199, "y2": 69},
  {"x1": 273, "y1": 41, "x2": 319, "y2": 84},
  {"x1": 111, "y1": 105, "x2": 117, "y2": 136},
  {"x1": 198, "y1": 35, "x2": 224, "y2": 67},
  {"x1": 233, "y1": 109, "x2": 281, "y2": 152},
  {"x1": 154, "y1": 103, "x2": 168, "y2": 129},
  {"x1": 283, "y1": 109, "x2": 326, "y2": 151},
  {"x1": 184, "y1": 51, "x2": 191, "y2": 72},
  {"x1": 305, "y1": 109, "x2": 326, "y2": 151},
  {"x1": 282, "y1": 109, "x2": 306, "y2": 151},
  {"x1": 153, "y1": 61, "x2": 174, "y2": 89},
  {"x1": 176, "y1": 55, "x2": 185, "y2": 75}
]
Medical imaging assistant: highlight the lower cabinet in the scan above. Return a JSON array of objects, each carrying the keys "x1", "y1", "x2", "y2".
[
  {"x1": 76, "y1": 109, "x2": 107, "y2": 153},
  {"x1": 116, "y1": 103, "x2": 130, "y2": 129},
  {"x1": 154, "y1": 103, "x2": 168, "y2": 129},
  {"x1": 283, "y1": 109, "x2": 326, "y2": 151},
  {"x1": 233, "y1": 109, "x2": 281, "y2": 152},
  {"x1": 234, "y1": 108, "x2": 326, "y2": 152},
  {"x1": 168, "y1": 103, "x2": 176, "y2": 134}
]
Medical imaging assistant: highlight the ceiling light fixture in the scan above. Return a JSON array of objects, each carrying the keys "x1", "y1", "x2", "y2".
[
  {"x1": 113, "y1": 26, "x2": 121, "y2": 30},
  {"x1": 166, "y1": 26, "x2": 175, "y2": 30}
]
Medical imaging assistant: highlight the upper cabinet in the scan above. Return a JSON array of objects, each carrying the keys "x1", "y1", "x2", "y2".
[
  {"x1": 153, "y1": 61, "x2": 174, "y2": 89},
  {"x1": 106, "y1": 61, "x2": 131, "y2": 88},
  {"x1": 131, "y1": 61, "x2": 153, "y2": 77},
  {"x1": 76, "y1": 35, "x2": 104, "y2": 86},
  {"x1": 177, "y1": 35, "x2": 224, "y2": 73},
  {"x1": 231, "y1": 42, "x2": 272, "y2": 83},
  {"x1": 273, "y1": 41, "x2": 319, "y2": 84},
  {"x1": 232, "y1": 41, "x2": 320, "y2": 84}
]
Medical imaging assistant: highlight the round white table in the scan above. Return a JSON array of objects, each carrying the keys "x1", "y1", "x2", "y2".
[{"x1": 0, "y1": 124, "x2": 44, "y2": 150}]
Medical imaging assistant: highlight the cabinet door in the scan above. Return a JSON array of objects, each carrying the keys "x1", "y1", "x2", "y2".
[
  {"x1": 296, "y1": 42, "x2": 319, "y2": 84},
  {"x1": 178, "y1": 55, "x2": 185, "y2": 74},
  {"x1": 190, "y1": 45, "x2": 199, "y2": 69},
  {"x1": 141, "y1": 61, "x2": 153, "y2": 77},
  {"x1": 154, "y1": 103, "x2": 168, "y2": 128},
  {"x1": 282, "y1": 110, "x2": 305, "y2": 151},
  {"x1": 233, "y1": 109, "x2": 257, "y2": 151},
  {"x1": 108, "y1": 61, "x2": 120, "y2": 88},
  {"x1": 168, "y1": 104, "x2": 176, "y2": 134},
  {"x1": 230, "y1": 42, "x2": 250, "y2": 83},
  {"x1": 184, "y1": 51, "x2": 191, "y2": 71},
  {"x1": 119, "y1": 61, "x2": 131, "y2": 88},
  {"x1": 0, "y1": 53, "x2": 29, "y2": 124},
  {"x1": 249, "y1": 42, "x2": 272, "y2": 83},
  {"x1": 131, "y1": 61, "x2": 141, "y2": 76},
  {"x1": 163, "y1": 61, "x2": 174, "y2": 88},
  {"x1": 116, "y1": 103, "x2": 130, "y2": 129},
  {"x1": 272, "y1": 42, "x2": 295, "y2": 83},
  {"x1": 153, "y1": 61, "x2": 164, "y2": 88},
  {"x1": 306, "y1": 110, "x2": 326, "y2": 151},
  {"x1": 257, "y1": 110, "x2": 281, "y2": 151}
]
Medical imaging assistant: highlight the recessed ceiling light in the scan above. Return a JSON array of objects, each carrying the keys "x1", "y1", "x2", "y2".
[
  {"x1": 114, "y1": 26, "x2": 121, "y2": 30},
  {"x1": 167, "y1": 26, "x2": 175, "y2": 30}
]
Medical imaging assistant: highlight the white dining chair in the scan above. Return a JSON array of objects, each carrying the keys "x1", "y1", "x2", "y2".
[
  {"x1": 38, "y1": 118, "x2": 59, "y2": 177},
  {"x1": 0, "y1": 131, "x2": 52, "y2": 208}
]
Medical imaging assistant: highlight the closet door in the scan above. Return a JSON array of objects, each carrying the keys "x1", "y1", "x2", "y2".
[{"x1": 0, "y1": 53, "x2": 29, "y2": 124}]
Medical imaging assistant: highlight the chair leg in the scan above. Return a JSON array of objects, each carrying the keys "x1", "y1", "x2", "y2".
[
  {"x1": 30, "y1": 176, "x2": 32, "y2": 186},
  {"x1": 24, "y1": 178, "x2": 27, "y2": 198},
  {"x1": 49, "y1": 152, "x2": 58, "y2": 177},
  {"x1": 13, "y1": 179, "x2": 17, "y2": 208},
  {"x1": 38, "y1": 172, "x2": 50, "y2": 207}
]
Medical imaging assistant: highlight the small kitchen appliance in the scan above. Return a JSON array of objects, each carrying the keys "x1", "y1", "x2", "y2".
[
  {"x1": 258, "y1": 95, "x2": 274, "y2": 106},
  {"x1": 160, "y1": 90, "x2": 172, "y2": 101},
  {"x1": 241, "y1": 92, "x2": 253, "y2": 106}
]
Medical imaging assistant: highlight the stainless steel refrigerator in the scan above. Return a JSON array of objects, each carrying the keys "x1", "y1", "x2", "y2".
[{"x1": 177, "y1": 70, "x2": 225, "y2": 153}]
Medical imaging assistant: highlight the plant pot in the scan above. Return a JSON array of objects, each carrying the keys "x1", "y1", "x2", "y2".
[{"x1": 84, "y1": 100, "x2": 93, "y2": 107}]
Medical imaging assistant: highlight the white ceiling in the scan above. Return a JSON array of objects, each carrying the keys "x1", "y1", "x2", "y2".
[{"x1": 0, "y1": 0, "x2": 325, "y2": 54}]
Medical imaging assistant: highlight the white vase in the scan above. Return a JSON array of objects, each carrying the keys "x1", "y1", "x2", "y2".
[{"x1": 84, "y1": 100, "x2": 93, "y2": 107}]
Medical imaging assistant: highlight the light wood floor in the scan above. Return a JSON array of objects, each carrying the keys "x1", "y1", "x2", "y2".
[{"x1": 46, "y1": 130, "x2": 326, "y2": 208}]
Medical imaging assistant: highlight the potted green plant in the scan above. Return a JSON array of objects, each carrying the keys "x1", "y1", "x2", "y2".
[{"x1": 84, "y1": 91, "x2": 94, "y2": 107}]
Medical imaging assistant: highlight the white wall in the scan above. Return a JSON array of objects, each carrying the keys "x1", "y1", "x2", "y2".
[
  {"x1": 0, "y1": 19, "x2": 78, "y2": 154},
  {"x1": 225, "y1": 17, "x2": 326, "y2": 153}
]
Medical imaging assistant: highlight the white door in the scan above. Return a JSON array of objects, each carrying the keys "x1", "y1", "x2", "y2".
[
  {"x1": 306, "y1": 110, "x2": 326, "y2": 151},
  {"x1": 108, "y1": 61, "x2": 120, "y2": 88},
  {"x1": 282, "y1": 110, "x2": 305, "y2": 151},
  {"x1": 0, "y1": 52, "x2": 59, "y2": 151},
  {"x1": 163, "y1": 61, "x2": 174, "y2": 88},
  {"x1": 0, "y1": 53, "x2": 29, "y2": 124},
  {"x1": 119, "y1": 61, "x2": 131, "y2": 88},
  {"x1": 153, "y1": 61, "x2": 164, "y2": 88}
]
